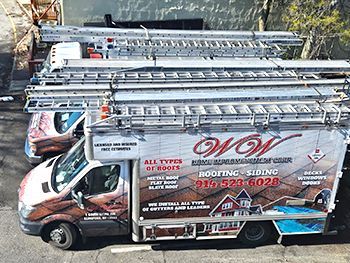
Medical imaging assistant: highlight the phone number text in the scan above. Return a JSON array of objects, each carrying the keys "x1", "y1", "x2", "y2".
[{"x1": 195, "y1": 177, "x2": 280, "y2": 189}]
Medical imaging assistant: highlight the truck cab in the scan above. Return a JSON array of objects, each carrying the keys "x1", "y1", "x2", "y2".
[
  {"x1": 25, "y1": 42, "x2": 83, "y2": 164},
  {"x1": 39, "y1": 42, "x2": 82, "y2": 73},
  {"x1": 25, "y1": 111, "x2": 85, "y2": 164},
  {"x1": 19, "y1": 137, "x2": 130, "y2": 249}
]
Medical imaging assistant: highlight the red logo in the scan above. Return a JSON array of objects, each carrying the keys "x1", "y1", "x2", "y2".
[
  {"x1": 308, "y1": 148, "x2": 326, "y2": 163},
  {"x1": 193, "y1": 133, "x2": 302, "y2": 158}
]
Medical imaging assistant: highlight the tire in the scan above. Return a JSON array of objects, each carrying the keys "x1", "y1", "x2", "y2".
[
  {"x1": 238, "y1": 222, "x2": 272, "y2": 246},
  {"x1": 44, "y1": 222, "x2": 77, "y2": 250}
]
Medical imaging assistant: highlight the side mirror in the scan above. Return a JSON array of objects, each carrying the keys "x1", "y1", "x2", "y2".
[
  {"x1": 71, "y1": 189, "x2": 85, "y2": 209},
  {"x1": 73, "y1": 127, "x2": 84, "y2": 138},
  {"x1": 73, "y1": 121, "x2": 84, "y2": 138}
]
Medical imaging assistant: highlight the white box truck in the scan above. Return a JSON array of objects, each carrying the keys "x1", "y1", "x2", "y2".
[{"x1": 18, "y1": 78, "x2": 350, "y2": 249}]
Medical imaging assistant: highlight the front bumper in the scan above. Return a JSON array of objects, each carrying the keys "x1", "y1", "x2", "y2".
[
  {"x1": 19, "y1": 213, "x2": 43, "y2": 236},
  {"x1": 24, "y1": 138, "x2": 43, "y2": 165}
]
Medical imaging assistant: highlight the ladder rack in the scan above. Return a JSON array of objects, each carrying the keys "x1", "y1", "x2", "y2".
[
  {"x1": 87, "y1": 101, "x2": 350, "y2": 130},
  {"x1": 32, "y1": 70, "x2": 322, "y2": 85},
  {"x1": 24, "y1": 79, "x2": 347, "y2": 113},
  {"x1": 58, "y1": 58, "x2": 350, "y2": 74}
]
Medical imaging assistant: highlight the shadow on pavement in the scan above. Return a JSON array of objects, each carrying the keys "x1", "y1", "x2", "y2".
[
  {"x1": 72, "y1": 229, "x2": 350, "y2": 251},
  {"x1": 282, "y1": 231, "x2": 350, "y2": 246},
  {"x1": 0, "y1": 97, "x2": 26, "y2": 111},
  {"x1": 74, "y1": 235, "x2": 132, "y2": 251},
  {"x1": 0, "y1": 51, "x2": 13, "y2": 91}
]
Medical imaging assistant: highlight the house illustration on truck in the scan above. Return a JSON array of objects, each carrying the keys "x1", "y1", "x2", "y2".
[{"x1": 204, "y1": 189, "x2": 262, "y2": 233}]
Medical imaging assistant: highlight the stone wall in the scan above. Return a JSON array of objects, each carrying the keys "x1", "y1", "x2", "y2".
[
  {"x1": 60, "y1": 0, "x2": 350, "y2": 58},
  {"x1": 61, "y1": 0, "x2": 263, "y2": 30}
]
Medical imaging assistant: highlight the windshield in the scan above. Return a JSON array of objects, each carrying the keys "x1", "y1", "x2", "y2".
[
  {"x1": 40, "y1": 52, "x2": 51, "y2": 73},
  {"x1": 54, "y1": 112, "x2": 83, "y2": 134},
  {"x1": 52, "y1": 138, "x2": 88, "y2": 192}
]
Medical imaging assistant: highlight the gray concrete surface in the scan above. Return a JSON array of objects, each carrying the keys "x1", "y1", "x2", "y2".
[
  {"x1": 0, "y1": 0, "x2": 31, "y2": 93},
  {"x1": 59, "y1": 0, "x2": 350, "y2": 58},
  {"x1": 1, "y1": 100, "x2": 350, "y2": 262},
  {"x1": 61, "y1": 0, "x2": 263, "y2": 29}
]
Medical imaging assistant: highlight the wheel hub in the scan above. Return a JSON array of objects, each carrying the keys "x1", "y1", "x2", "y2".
[
  {"x1": 246, "y1": 225, "x2": 264, "y2": 241},
  {"x1": 50, "y1": 228, "x2": 65, "y2": 243}
]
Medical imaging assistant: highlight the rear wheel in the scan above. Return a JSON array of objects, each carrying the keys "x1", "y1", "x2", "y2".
[
  {"x1": 238, "y1": 222, "x2": 272, "y2": 246},
  {"x1": 43, "y1": 222, "x2": 77, "y2": 250}
]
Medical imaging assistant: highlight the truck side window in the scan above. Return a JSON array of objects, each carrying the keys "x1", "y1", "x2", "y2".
[
  {"x1": 83, "y1": 165, "x2": 121, "y2": 195},
  {"x1": 76, "y1": 120, "x2": 84, "y2": 131},
  {"x1": 54, "y1": 112, "x2": 83, "y2": 134}
]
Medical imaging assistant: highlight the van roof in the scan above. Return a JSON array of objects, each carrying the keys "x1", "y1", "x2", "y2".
[{"x1": 50, "y1": 42, "x2": 81, "y2": 71}]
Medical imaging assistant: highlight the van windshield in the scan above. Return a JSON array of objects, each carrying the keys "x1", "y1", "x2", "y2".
[
  {"x1": 54, "y1": 112, "x2": 83, "y2": 134},
  {"x1": 52, "y1": 138, "x2": 88, "y2": 193},
  {"x1": 40, "y1": 53, "x2": 51, "y2": 73}
]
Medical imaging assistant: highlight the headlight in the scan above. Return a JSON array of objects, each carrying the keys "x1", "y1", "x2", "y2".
[
  {"x1": 30, "y1": 113, "x2": 40, "y2": 129},
  {"x1": 18, "y1": 201, "x2": 23, "y2": 212},
  {"x1": 19, "y1": 202, "x2": 35, "y2": 218},
  {"x1": 28, "y1": 141, "x2": 37, "y2": 154}
]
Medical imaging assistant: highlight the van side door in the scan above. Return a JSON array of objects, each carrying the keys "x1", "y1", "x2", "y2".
[{"x1": 73, "y1": 162, "x2": 130, "y2": 237}]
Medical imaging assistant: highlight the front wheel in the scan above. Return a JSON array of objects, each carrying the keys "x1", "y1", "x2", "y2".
[
  {"x1": 238, "y1": 222, "x2": 272, "y2": 246},
  {"x1": 44, "y1": 222, "x2": 77, "y2": 250}
]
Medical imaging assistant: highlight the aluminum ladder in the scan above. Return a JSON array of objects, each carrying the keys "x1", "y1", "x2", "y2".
[
  {"x1": 39, "y1": 25, "x2": 302, "y2": 58},
  {"x1": 31, "y1": 69, "x2": 321, "y2": 85},
  {"x1": 24, "y1": 79, "x2": 348, "y2": 112},
  {"x1": 85, "y1": 100, "x2": 350, "y2": 130},
  {"x1": 40, "y1": 25, "x2": 302, "y2": 45}
]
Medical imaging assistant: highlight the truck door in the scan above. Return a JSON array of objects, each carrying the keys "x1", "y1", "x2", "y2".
[{"x1": 73, "y1": 162, "x2": 130, "y2": 237}]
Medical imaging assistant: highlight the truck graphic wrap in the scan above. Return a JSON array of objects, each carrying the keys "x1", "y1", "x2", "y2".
[
  {"x1": 92, "y1": 128, "x2": 347, "y2": 236},
  {"x1": 26, "y1": 112, "x2": 84, "y2": 163}
]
